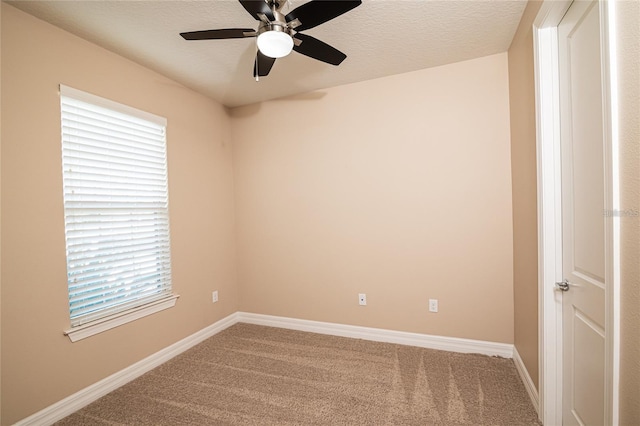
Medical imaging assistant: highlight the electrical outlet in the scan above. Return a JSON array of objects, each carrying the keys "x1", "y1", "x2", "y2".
[
  {"x1": 212, "y1": 290, "x2": 219, "y2": 303},
  {"x1": 429, "y1": 299, "x2": 438, "y2": 313},
  {"x1": 358, "y1": 293, "x2": 367, "y2": 306}
]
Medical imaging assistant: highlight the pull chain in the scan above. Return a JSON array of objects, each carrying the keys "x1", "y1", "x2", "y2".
[{"x1": 255, "y1": 43, "x2": 260, "y2": 82}]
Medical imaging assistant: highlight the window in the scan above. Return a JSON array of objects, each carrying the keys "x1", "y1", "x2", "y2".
[{"x1": 60, "y1": 85, "x2": 177, "y2": 341}]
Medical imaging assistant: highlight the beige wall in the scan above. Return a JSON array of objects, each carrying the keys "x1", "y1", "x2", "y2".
[
  {"x1": 617, "y1": 1, "x2": 640, "y2": 424},
  {"x1": 231, "y1": 53, "x2": 515, "y2": 343},
  {"x1": 507, "y1": 0, "x2": 543, "y2": 392},
  {"x1": 0, "y1": 4, "x2": 238, "y2": 424}
]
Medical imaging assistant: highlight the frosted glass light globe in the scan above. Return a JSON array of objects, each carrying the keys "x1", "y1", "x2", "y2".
[{"x1": 257, "y1": 30, "x2": 294, "y2": 58}]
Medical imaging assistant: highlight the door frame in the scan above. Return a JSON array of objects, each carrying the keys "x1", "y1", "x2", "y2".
[{"x1": 533, "y1": 1, "x2": 620, "y2": 425}]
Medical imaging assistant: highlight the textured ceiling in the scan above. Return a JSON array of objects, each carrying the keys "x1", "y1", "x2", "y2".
[{"x1": 6, "y1": 0, "x2": 527, "y2": 108}]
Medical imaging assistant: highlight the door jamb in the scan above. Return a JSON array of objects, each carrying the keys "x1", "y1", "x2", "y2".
[
  {"x1": 533, "y1": 1, "x2": 620, "y2": 425},
  {"x1": 533, "y1": 3, "x2": 569, "y2": 423}
]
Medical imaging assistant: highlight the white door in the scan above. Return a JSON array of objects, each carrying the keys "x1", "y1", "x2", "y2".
[{"x1": 558, "y1": 1, "x2": 608, "y2": 425}]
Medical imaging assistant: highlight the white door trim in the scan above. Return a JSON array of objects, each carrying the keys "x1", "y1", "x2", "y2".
[{"x1": 533, "y1": 1, "x2": 620, "y2": 425}]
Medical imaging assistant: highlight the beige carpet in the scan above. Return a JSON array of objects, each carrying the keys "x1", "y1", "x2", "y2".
[{"x1": 56, "y1": 323, "x2": 540, "y2": 425}]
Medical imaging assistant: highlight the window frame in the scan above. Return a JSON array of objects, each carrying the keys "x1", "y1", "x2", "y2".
[{"x1": 59, "y1": 85, "x2": 178, "y2": 342}]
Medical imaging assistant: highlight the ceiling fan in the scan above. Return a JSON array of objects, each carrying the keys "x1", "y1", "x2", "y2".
[{"x1": 180, "y1": 0, "x2": 362, "y2": 79}]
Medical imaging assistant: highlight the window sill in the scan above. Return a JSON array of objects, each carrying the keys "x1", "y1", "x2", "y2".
[{"x1": 63, "y1": 295, "x2": 180, "y2": 342}]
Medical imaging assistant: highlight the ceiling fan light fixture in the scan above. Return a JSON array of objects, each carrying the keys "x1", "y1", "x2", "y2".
[
  {"x1": 180, "y1": 0, "x2": 363, "y2": 77},
  {"x1": 257, "y1": 29, "x2": 293, "y2": 58}
]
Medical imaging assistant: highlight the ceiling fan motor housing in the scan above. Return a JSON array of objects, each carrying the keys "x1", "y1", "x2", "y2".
[{"x1": 257, "y1": 10, "x2": 292, "y2": 38}]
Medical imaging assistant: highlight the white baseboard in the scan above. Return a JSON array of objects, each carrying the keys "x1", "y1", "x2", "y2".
[
  {"x1": 15, "y1": 312, "x2": 239, "y2": 426},
  {"x1": 237, "y1": 312, "x2": 514, "y2": 358},
  {"x1": 513, "y1": 346, "x2": 540, "y2": 417},
  {"x1": 17, "y1": 311, "x2": 515, "y2": 425}
]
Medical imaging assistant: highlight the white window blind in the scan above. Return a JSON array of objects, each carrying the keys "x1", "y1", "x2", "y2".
[{"x1": 60, "y1": 85, "x2": 173, "y2": 328}]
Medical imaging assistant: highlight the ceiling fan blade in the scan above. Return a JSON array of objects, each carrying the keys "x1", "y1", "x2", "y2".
[
  {"x1": 285, "y1": 0, "x2": 362, "y2": 32},
  {"x1": 239, "y1": 0, "x2": 275, "y2": 21},
  {"x1": 180, "y1": 28, "x2": 255, "y2": 40},
  {"x1": 293, "y1": 33, "x2": 347, "y2": 66},
  {"x1": 254, "y1": 50, "x2": 276, "y2": 77}
]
